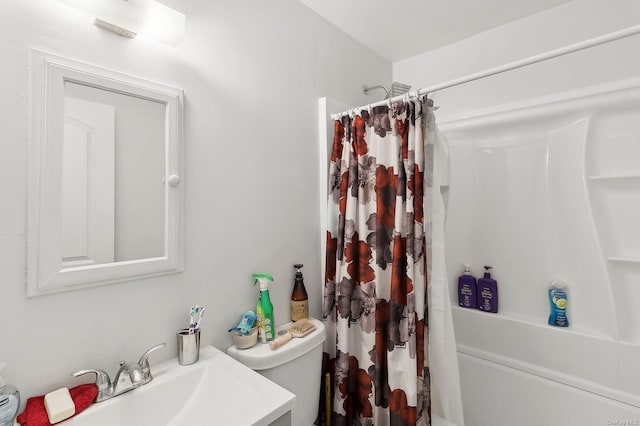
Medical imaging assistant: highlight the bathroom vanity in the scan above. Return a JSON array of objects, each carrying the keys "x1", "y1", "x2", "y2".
[{"x1": 62, "y1": 346, "x2": 294, "y2": 426}]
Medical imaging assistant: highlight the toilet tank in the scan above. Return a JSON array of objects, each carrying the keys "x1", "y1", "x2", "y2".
[{"x1": 227, "y1": 317, "x2": 326, "y2": 426}]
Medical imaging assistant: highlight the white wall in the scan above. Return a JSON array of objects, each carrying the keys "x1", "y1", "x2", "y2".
[
  {"x1": 0, "y1": 0, "x2": 390, "y2": 404},
  {"x1": 394, "y1": 0, "x2": 640, "y2": 120}
]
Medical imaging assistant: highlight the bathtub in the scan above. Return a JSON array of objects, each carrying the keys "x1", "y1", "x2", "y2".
[{"x1": 440, "y1": 77, "x2": 640, "y2": 425}]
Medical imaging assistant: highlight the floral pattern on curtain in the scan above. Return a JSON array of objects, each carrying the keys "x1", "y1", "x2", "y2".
[{"x1": 322, "y1": 99, "x2": 431, "y2": 426}]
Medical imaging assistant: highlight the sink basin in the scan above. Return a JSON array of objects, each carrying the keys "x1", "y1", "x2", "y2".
[{"x1": 65, "y1": 346, "x2": 295, "y2": 426}]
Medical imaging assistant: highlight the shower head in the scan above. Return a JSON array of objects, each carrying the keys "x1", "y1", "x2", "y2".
[
  {"x1": 362, "y1": 82, "x2": 412, "y2": 100},
  {"x1": 386, "y1": 82, "x2": 412, "y2": 99}
]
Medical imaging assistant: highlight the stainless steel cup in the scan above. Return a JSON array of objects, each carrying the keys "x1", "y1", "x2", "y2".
[{"x1": 177, "y1": 328, "x2": 200, "y2": 365}]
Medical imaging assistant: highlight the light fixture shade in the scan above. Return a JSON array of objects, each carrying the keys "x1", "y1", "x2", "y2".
[
  {"x1": 141, "y1": 1, "x2": 185, "y2": 46},
  {"x1": 57, "y1": 0, "x2": 185, "y2": 46}
]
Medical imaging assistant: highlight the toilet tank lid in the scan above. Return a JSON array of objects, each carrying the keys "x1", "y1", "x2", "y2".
[{"x1": 226, "y1": 317, "x2": 326, "y2": 370}]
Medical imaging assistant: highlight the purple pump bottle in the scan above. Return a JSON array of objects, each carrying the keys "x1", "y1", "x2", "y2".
[
  {"x1": 477, "y1": 265, "x2": 498, "y2": 313},
  {"x1": 458, "y1": 264, "x2": 477, "y2": 309}
]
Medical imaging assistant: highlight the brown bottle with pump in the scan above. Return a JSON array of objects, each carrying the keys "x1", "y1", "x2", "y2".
[{"x1": 291, "y1": 264, "x2": 309, "y2": 321}]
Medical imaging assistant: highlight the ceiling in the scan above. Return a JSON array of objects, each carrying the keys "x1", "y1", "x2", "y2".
[{"x1": 299, "y1": 0, "x2": 572, "y2": 62}]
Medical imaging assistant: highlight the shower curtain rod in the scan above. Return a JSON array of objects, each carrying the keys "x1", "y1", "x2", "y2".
[{"x1": 331, "y1": 23, "x2": 640, "y2": 120}]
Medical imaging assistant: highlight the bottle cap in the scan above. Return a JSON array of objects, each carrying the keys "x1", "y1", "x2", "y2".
[
  {"x1": 463, "y1": 264, "x2": 471, "y2": 273},
  {"x1": 294, "y1": 264, "x2": 304, "y2": 277},
  {"x1": 549, "y1": 280, "x2": 567, "y2": 289},
  {"x1": 483, "y1": 265, "x2": 492, "y2": 277}
]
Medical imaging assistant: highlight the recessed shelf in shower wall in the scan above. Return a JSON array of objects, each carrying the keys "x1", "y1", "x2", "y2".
[
  {"x1": 607, "y1": 256, "x2": 640, "y2": 338},
  {"x1": 586, "y1": 106, "x2": 640, "y2": 177},
  {"x1": 588, "y1": 174, "x2": 640, "y2": 181},
  {"x1": 585, "y1": 98, "x2": 640, "y2": 344},
  {"x1": 603, "y1": 261, "x2": 640, "y2": 344},
  {"x1": 587, "y1": 177, "x2": 640, "y2": 256},
  {"x1": 608, "y1": 256, "x2": 640, "y2": 264}
]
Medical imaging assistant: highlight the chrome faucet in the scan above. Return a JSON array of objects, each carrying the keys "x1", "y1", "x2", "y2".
[{"x1": 73, "y1": 343, "x2": 166, "y2": 402}]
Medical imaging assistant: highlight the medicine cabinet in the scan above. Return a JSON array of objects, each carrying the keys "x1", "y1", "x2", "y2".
[{"x1": 27, "y1": 49, "x2": 184, "y2": 296}]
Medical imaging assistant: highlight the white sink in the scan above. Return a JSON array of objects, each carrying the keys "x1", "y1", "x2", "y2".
[{"x1": 65, "y1": 346, "x2": 295, "y2": 426}]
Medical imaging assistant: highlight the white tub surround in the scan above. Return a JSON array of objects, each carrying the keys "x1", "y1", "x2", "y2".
[{"x1": 441, "y1": 77, "x2": 640, "y2": 424}]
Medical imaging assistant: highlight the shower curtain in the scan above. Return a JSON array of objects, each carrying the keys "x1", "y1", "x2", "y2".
[
  {"x1": 321, "y1": 98, "x2": 464, "y2": 426},
  {"x1": 321, "y1": 98, "x2": 426, "y2": 426}
]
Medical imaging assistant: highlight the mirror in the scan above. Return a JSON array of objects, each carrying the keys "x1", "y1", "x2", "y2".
[
  {"x1": 62, "y1": 81, "x2": 166, "y2": 267},
  {"x1": 27, "y1": 49, "x2": 184, "y2": 296}
]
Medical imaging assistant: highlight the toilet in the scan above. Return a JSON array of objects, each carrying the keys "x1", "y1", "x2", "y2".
[{"x1": 227, "y1": 317, "x2": 326, "y2": 426}]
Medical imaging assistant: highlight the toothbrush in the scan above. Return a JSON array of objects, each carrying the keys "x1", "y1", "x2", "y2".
[
  {"x1": 189, "y1": 305, "x2": 204, "y2": 334},
  {"x1": 189, "y1": 305, "x2": 198, "y2": 334},
  {"x1": 194, "y1": 307, "x2": 205, "y2": 330}
]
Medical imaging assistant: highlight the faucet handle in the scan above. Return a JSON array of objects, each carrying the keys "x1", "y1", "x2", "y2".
[
  {"x1": 72, "y1": 368, "x2": 112, "y2": 393},
  {"x1": 138, "y1": 342, "x2": 166, "y2": 378}
]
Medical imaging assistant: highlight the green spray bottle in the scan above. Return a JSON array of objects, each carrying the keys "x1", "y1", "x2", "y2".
[{"x1": 253, "y1": 273, "x2": 275, "y2": 343}]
